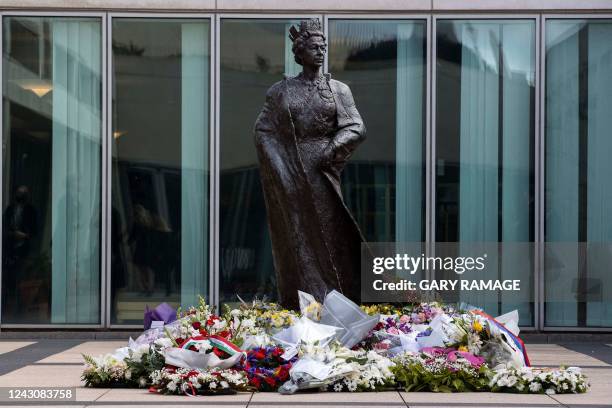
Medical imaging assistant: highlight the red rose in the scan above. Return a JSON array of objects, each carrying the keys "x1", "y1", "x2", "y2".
[
  {"x1": 199, "y1": 328, "x2": 208, "y2": 336},
  {"x1": 264, "y1": 377, "x2": 276, "y2": 387},
  {"x1": 192, "y1": 321, "x2": 201, "y2": 330}
]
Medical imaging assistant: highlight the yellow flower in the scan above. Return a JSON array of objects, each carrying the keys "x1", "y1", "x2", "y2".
[
  {"x1": 458, "y1": 345, "x2": 468, "y2": 352},
  {"x1": 472, "y1": 321, "x2": 483, "y2": 333}
]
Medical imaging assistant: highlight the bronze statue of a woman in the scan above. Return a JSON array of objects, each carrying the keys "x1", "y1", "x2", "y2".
[{"x1": 254, "y1": 19, "x2": 366, "y2": 309}]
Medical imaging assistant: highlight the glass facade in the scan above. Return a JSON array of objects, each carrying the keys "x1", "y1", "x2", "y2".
[
  {"x1": 2, "y1": 16, "x2": 102, "y2": 324},
  {"x1": 435, "y1": 20, "x2": 536, "y2": 325},
  {"x1": 219, "y1": 19, "x2": 301, "y2": 306},
  {"x1": 111, "y1": 18, "x2": 210, "y2": 324},
  {"x1": 545, "y1": 19, "x2": 612, "y2": 328},
  {"x1": 0, "y1": 13, "x2": 611, "y2": 330},
  {"x1": 328, "y1": 19, "x2": 426, "y2": 243}
]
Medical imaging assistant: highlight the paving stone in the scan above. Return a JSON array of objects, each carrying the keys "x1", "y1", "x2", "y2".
[
  {"x1": 0, "y1": 339, "x2": 82, "y2": 376},
  {"x1": 250, "y1": 390, "x2": 405, "y2": 405},
  {"x1": 0, "y1": 365, "x2": 82, "y2": 387},
  {"x1": 96, "y1": 388, "x2": 252, "y2": 403},
  {"x1": 36, "y1": 341, "x2": 126, "y2": 364},
  {"x1": 526, "y1": 344, "x2": 609, "y2": 367},
  {"x1": 400, "y1": 392, "x2": 557, "y2": 405},
  {"x1": 560, "y1": 343, "x2": 612, "y2": 366},
  {"x1": 0, "y1": 341, "x2": 35, "y2": 355}
]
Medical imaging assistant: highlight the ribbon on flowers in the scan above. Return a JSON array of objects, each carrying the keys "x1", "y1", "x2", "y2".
[
  {"x1": 165, "y1": 336, "x2": 245, "y2": 370},
  {"x1": 180, "y1": 335, "x2": 244, "y2": 356},
  {"x1": 472, "y1": 310, "x2": 530, "y2": 367}
]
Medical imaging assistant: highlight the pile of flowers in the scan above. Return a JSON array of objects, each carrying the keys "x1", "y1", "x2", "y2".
[{"x1": 81, "y1": 295, "x2": 589, "y2": 396}]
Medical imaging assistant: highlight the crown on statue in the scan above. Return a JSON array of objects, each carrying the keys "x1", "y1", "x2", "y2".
[{"x1": 289, "y1": 19, "x2": 323, "y2": 43}]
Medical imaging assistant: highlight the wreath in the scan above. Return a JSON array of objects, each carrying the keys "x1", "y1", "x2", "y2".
[{"x1": 238, "y1": 346, "x2": 296, "y2": 391}]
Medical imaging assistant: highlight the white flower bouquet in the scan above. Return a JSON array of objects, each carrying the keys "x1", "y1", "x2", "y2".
[
  {"x1": 489, "y1": 366, "x2": 589, "y2": 394},
  {"x1": 149, "y1": 367, "x2": 249, "y2": 395}
]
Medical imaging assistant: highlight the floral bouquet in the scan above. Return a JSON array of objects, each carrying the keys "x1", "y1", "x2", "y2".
[
  {"x1": 149, "y1": 367, "x2": 249, "y2": 395},
  {"x1": 361, "y1": 302, "x2": 452, "y2": 322},
  {"x1": 82, "y1": 353, "x2": 130, "y2": 388},
  {"x1": 170, "y1": 296, "x2": 231, "y2": 341},
  {"x1": 238, "y1": 346, "x2": 296, "y2": 391},
  {"x1": 223, "y1": 297, "x2": 298, "y2": 347},
  {"x1": 489, "y1": 365, "x2": 589, "y2": 394},
  {"x1": 391, "y1": 347, "x2": 490, "y2": 392},
  {"x1": 326, "y1": 349, "x2": 396, "y2": 392}
]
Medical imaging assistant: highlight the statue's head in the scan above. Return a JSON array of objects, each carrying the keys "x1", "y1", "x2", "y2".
[{"x1": 289, "y1": 19, "x2": 326, "y2": 68}]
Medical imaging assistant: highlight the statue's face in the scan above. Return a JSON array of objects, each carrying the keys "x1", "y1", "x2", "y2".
[{"x1": 301, "y1": 35, "x2": 326, "y2": 68}]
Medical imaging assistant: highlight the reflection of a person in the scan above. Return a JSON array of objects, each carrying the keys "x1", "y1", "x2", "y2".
[
  {"x1": 2, "y1": 185, "x2": 38, "y2": 313},
  {"x1": 129, "y1": 204, "x2": 155, "y2": 296},
  {"x1": 150, "y1": 213, "x2": 174, "y2": 297},
  {"x1": 111, "y1": 206, "x2": 126, "y2": 315}
]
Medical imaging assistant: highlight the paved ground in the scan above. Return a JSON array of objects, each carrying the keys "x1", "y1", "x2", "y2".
[{"x1": 0, "y1": 340, "x2": 610, "y2": 407}]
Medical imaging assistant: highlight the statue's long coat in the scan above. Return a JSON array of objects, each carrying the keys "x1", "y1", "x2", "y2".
[{"x1": 254, "y1": 74, "x2": 366, "y2": 309}]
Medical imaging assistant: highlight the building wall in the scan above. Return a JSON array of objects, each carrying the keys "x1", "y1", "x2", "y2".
[{"x1": 1, "y1": 2, "x2": 612, "y2": 331}]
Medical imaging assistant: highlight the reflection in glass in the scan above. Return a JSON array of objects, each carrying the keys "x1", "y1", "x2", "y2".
[
  {"x1": 2, "y1": 17, "x2": 102, "y2": 323},
  {"x1": 435, "y1": 20, "x2": 535, "y2": 324},
  {"x1": 329, "y1": 20, "x2": 426, "y2": 243},
  {"x1": 545, "y1": 20, "x2": 612, "y2": 327},
  {"x1": 219, "y1": 19, "x2": 300, "y2": 305},
  {"x1": 111, "y1": 19, "x2": 210, "y2": 324}
]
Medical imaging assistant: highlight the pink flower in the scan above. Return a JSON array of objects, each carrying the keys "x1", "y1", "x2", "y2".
[
  {"x1": 387, "y1": 327, "x2": 400, "y2": 335},
  {"x1": 399, "y1": 315, "x2": 410, "y2": 324}
]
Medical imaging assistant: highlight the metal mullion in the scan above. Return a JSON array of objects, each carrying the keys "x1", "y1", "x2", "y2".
[
  {"x1": 427, "y1": 14, "x2": 434, "y2": 282},
  {"x1": 536, "y1": 13, "x2": 545, "y2": 332},
  {"x1": 211, "y1": 13, "x2": 220, "y2": 311},
  {"x1": 0, "y1": 11, "x2": 3, "y2": 330},
  {"x1": 105, "y1": 12, "x2": 113, "y2": 328},
  {"x1": 101, "y1": 11, "x2": 109, "y2": 329},
  {"x1": 431, "y1": 16, "x2": 438, "y2": 285}
]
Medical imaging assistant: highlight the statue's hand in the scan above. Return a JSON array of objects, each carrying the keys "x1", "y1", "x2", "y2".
[{"x1": 321, "y1": 140, "x2": 338, "y2": 169}]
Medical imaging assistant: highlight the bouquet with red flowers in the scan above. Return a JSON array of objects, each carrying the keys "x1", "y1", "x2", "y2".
[
  {"x1": 149, "y1": 366, "x2": 248, "y2": 395},
  {"x1": 238, "y1": 346, "x2": 296, "y2": 392}
]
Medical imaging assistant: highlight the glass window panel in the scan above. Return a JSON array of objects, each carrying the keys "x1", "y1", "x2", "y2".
[
  {"x1": 219, "y1": 19, "x2": 301, "y2": 306},
  {"x1": 329, "y1": 19, "x2": 427, "y2": 243},
  {"x1": 545, "y1": 19, "x2": 612, "y2": 328},
  {"x1": 2, "y1": 17, "x2": 102, "y2": 324},
  {"x1": 111, "y1": 18, "x2": 210, "y2": 324},
  {"x1": 435, "y1": 20, "x2": 535, "y2": 325}
]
